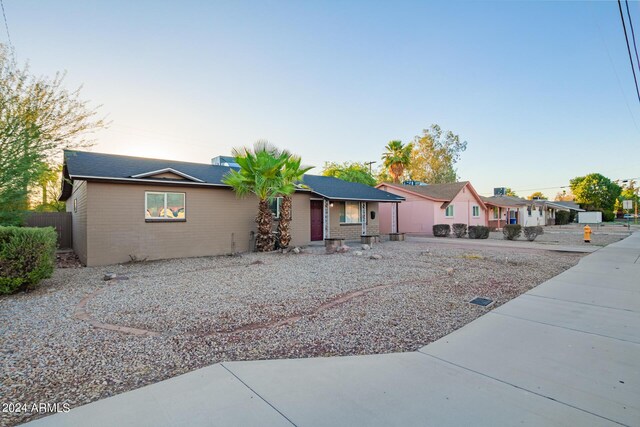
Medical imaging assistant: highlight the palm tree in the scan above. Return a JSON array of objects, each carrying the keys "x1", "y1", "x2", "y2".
[
  {"x1": 382, "y1": 140, "x2": 413, "y2": 183},
  {"x1": 223, "y1": 141, "x2": 290, "y2": 252},
  {"x1": 277, "y1": 155, "x2": 313, "y2": 248}
]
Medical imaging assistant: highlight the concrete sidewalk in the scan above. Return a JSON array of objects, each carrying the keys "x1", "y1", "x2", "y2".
[{"x1": 24, "y1": 234, "x2": 640, "y2": 427}]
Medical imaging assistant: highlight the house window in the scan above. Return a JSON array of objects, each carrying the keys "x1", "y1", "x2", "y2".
[
  {"x1": 539, "y1": 207, "x2": 543, "y2": 216},
  {"x1": 527, "y1": 205, "x2": 532, "y2": 216},
  {"x1": 472, "y1": 205, "x2": 480, "y2": 217},
  {"x1": 269, "y1": 197, "x2": 282, "y2": 219},
  {"x1": 492, "y1": 207, "x2": 499, "y2": 219},
  {"x1": 145, "y1": 192, "x2": 185, "y2": 220},
  {"x1": 445, "y1": 205, "x2": 454, "y2": 217},
  {"x1": 340, "y1": 201, "x2": 362, "y2": 223}
]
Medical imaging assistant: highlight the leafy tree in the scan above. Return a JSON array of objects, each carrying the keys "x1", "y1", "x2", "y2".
[
  {"x1": 554, "y1": 189, "x2": 575, "y2": 201},
  {"x1": 613, "y1": 199, "x2": 623, "y2": 215},
  {"x1": 505, "y1": 188, "x2": 518, "y2": 197},
  {"x1": 620, "y1": 179, "x2": 639, "y2": 205},
  {"x1": 277, "y1": 155, "x2": 312, "y2": 248},
  {"x1": 527, "y1": 191, "x2": 547, "y2": 200},
  {"x1": 0, "y1": 44, "x2": 105, "y2": 225},
  {"x1": 30, "y1": 163, "x2": 65, "y2": 212},
  {"x1": 569, "y1": 173, "x2": 621, "y2": 211},
  {"x1": 407, "y1": 124, "x2": 467, "y2": 184},
  {"x1": 223, "y1": 141, "x2": 291, "y2": 252},
  {"x1": 322, "y1": 162, "x2": 376, "y2": 186},
  {"x1": 382, "y1": 140, "x2": 413, "y2": 183}
]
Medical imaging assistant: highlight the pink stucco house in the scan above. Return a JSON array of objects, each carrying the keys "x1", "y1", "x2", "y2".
[{"x1": 376, "y1": 182, "x2": 487, "y2": 234}]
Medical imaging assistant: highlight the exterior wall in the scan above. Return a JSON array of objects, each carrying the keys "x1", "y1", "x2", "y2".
[
  {"x1": 328, "y1": 201, "x2": 379, "y2": 240},
  {"x1": 521, "y1": 204, "x2": 545, "y2": 227},
  {"x1": 377, "y1": 184, "x2": 436, "y2": 233},
  {"x1": 67, "y1": 180, "x2": 88, "y2": 265},
  {"x1": 433, "y1": 186, "x2": 486, "y2": 226},
  {"x1": 82, "y1": 182, "x2": 311, "y2": 266},
  {"x1": 396, "y1": 200, "x2": 436, "y2": 233}
]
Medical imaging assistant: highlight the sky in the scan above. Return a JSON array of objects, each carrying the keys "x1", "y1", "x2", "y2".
[{"x1": 3, "y1": 0, "x2": 640, "y2": 197}]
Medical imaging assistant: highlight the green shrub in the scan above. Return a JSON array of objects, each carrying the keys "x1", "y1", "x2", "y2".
[
  {"x1": 503, "y1": 224, "x2": 522, "y2": 240},
  {"x1": 452, "y1": 223, "x2": 467, "y2": 238},
  {"x1": 432, "y1": 224, "x2": 450, "y2": 237},
  {"x1": 555, "y1": 211, "x2": 570, "y2": 225},
  {"x1": 0, "y1": 226, "x2": 57, "y2": 294},
  {"x1": 523, "y1": 226, "x2": 543, "y2": 241},
  {"x1": 602, "y1": 210, "x2": 615, "y2": 222},
  {"x1": 468, "y1": 225, "x2": 489, "y2": 239}
]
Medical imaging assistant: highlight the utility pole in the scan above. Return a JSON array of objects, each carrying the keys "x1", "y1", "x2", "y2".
[{"x1": 364, "y1": 161, "x2": 377, "y2": 174}]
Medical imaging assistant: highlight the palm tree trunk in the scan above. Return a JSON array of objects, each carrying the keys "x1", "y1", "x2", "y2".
[
  {"x1": 277, "y1": 195, "x2": 292, "y2": 248},
  {"x1": 256, "y1": 199, "x2": 275, "y2": 251}
]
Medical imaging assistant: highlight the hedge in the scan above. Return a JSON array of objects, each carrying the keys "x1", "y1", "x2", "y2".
[
  {"x1": 523, "y1": 226, "x2": 543, "y2": 241},
  {"x1": 555, "y1": 211, "x2": 570, "y2": 225},
  {"x1": 0, "y1": 226, "x2": 57, "y2": 295},
  {"x1": 503, "y1": 224, "x2": 522, "y2": 240},
  {"x1": 432, "y1": 224, "x2": 451, "y2": 237},
  {"x1": 468, "y1": 225, "x2": 490, "y2": 239},
  {"x1": 452, "y1": 223, "x2": 467, "y2": 238}
]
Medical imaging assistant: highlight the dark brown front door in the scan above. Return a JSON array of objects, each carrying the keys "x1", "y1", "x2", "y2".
[{"x1": 310, "y1": 200, "x2": 324, "y2": 241}]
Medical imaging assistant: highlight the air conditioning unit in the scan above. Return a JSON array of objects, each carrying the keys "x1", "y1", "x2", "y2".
[{"x1": 494, "y1": 187, "x2": 506, "y2": 196}]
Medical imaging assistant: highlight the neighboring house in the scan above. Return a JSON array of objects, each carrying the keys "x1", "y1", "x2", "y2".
[
  {"x1": 60, "y1": 151, "x2": 404, "y2": 266},
  {"x1": 482, "y1": 196, "x2": 571, "y2": 228},
  {"x1": 552, "y1": 201, "x2": 585, "y2": 214},
  {"x1": 375, "y1": 182, "x2": 487, "y2": 234}
]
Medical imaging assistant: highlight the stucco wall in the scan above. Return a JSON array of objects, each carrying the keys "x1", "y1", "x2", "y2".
[
  {"x1": 328, "y1": 201, "x2": 379, "y2": 240},
  {"x1": 433, "y1": 187, "x2": 486, "y2": 227},
  {"x1": 67, "y1": 180, "x2": 88, "y2": 265},
  {"x1": 80, "y1": 182, "x2": 311, "y2": 266}
]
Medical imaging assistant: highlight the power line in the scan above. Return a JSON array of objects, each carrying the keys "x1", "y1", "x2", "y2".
[
  {"x1": 0, "y1": 0, "x2": 12, "y2": 50},
  {"x1": 618, "y1": 0, "x2": 640, "y2": 104},
  {"x1": 625, "y1": 0, "x2": 640, "y2": 71}
]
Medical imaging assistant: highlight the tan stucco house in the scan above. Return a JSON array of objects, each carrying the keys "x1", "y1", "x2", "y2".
[{"x1": 60, "y1": 151, "x2": 404, "y2": 266}]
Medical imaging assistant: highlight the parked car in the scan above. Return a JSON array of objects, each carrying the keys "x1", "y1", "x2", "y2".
[{"x1": 623, "y1": 214, "x2": 638, "y2": 219}]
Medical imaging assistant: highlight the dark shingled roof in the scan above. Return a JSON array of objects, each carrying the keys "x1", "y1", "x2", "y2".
[
  {"x1": 481, "y1": 195, "x2": 528, "y2": 208},
  {"x1": 301, "y1": 175, "x2": 404, "y2": 202},
  {"x1": 61, "y1": 150, "x2": 404, "y2": 202}
]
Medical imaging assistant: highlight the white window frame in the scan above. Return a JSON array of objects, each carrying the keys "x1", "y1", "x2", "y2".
[
  {"x1": 341, "y1": 201, "x2": 362, "y2": 224},
  {"x1": 445, "y1": 205, "x2": 454, "y2": 218},
  {"x1": 472, "y1": 205, "x2": 480, "y2": 217},
  {"x1": 145, "y1": 191, "x2": 186, "y2": 221}
]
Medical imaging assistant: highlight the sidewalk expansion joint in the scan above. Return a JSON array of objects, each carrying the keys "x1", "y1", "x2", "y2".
[
  {"x1": 220, "y1": 363, "x2": 298, "y2": 427},
  {"x1": 415, "y1": 351, "x2": 629, "y2": 427},
  {"x1": 524, "y1": 293, "x2": 640, "y2": 313},
  {"x1": 489, "y1": 311, "x2": 640, "y2": 345}
]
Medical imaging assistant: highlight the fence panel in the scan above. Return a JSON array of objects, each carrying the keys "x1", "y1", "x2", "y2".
[{"x1": 24, "y1": 212, "x2": 72, "y2": 249}]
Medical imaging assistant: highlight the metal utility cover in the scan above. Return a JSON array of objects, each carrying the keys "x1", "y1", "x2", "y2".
[{"x1": 470, "y1": 297, "x2": 493, "y2": 307}]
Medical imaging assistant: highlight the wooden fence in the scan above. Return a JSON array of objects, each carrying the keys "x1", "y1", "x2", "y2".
[{"x1": 24, "y1": 212, "x2": 72, "y2": 249}]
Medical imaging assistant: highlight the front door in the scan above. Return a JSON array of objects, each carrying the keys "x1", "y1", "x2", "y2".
[{"x1": 310, "y1": 200, "x2": 324, "y2": 241}]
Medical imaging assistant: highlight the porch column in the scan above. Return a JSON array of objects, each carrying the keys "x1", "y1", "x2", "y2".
[
  {"x1": 323, "y1": 199, "x2": 330, "y2": 239},
  {"x1": 361, "y1": 202, "x2": 367, "y2": 235},
  {"x1": 391, "y1": 202, "x2": 398, "y2": 233}
]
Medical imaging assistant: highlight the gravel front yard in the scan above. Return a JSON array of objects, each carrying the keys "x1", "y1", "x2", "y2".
[
  {"x1": 488, "y1": 224, "x2": 629, "y2": 246},
  {"x1": 1, "y1": 241, "x2": 582, "y2": 426}
]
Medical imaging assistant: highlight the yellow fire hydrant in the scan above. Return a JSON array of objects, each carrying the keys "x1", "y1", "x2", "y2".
[{"x1": 583, "y1": 225, "x2": 592, "y2": 243}]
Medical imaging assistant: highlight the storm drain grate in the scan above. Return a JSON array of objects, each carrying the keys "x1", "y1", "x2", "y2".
[{"x1": 470, "y1": 297, "x2": 493, "y2": 307}]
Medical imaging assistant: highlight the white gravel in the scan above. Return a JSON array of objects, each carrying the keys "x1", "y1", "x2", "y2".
[{"x1": 0, "y1": 241, "x2": 582, "y2": 426}]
